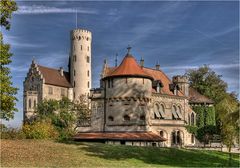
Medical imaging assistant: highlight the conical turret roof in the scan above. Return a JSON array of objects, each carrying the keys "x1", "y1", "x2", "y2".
[{"x1": 105, "y1": 53, "x2": 153, "y2": 80}]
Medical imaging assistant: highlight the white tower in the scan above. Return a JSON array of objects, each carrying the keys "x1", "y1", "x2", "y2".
[{"x1": 70, "y1": 29, "x2": 92, "y2": 100}]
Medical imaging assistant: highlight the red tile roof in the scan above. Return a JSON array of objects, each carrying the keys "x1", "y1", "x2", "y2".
[
  {"x1": 143, "y1": 67, "x2": 184, "y2": 96},
  {"x1": 189, "y1": 87, "x2": 214, "y2": 104},
  {"x1": 105, "y1": 54, "x2": 153, "y2": 80},
  {"x1": 73, "y1": 132, "x2": 166, "y2": 141},
  {"x1": 37, "y1": 65, "x2": 72, "y2": 88}
]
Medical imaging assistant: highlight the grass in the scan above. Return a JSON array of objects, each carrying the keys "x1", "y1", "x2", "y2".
[{"x1": 1, "y1": 140, "x2": 239, "y2": 167}]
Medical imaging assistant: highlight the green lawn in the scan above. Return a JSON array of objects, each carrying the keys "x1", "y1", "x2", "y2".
[{"x1": 1, "y1": 140, "x2": 239, "y2": 167}]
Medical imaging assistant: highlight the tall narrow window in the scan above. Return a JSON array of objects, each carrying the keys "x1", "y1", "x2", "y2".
[
  {"x1": 29, "y1": 99, "x2": 31, "y2": 109},
  {"x1": 143, "y1": 78, "x2": 145, "y2": 84},
  {"x1": 74, "y1": 70, "x2": 76, "y2": 76},
  {"x1": 81, "y1": 45, "x2": 82, "y2": 50},
  {"x1": 191, "y1": 113, "x2": 195, "y2": 125},
  {"x1": 88, "y1": 81, "x2": 90, "y2": 88},
  {"x1": 73, "y1": 92, "x2": 75, "y2": 99},
  {"x1": 87, "y1": 46, "x2": 89, "y2": 51},
  {"x1": 74, "y1": 55, "x2": 76, "y2": 62},
  {"x1": 48, "y1": 87, "x2": 53, "y2": 95},
  {"x1": 34, "y1": 99, "x2": 36, "y2": 108},
  {"x1": 87, "y1": 70, "x2": 89, "y2": 77},
  {"x1": 125, "y1": 78, "x2": 128, "y2": 84},
  {"x1": 61, "y1": 88, "x2": 65, "y2": 96},
  {"x1": 74, "y1": 81, "x2": 76, "y2": 87},
  {"x1": 87, "y1": 56, "x2": 90, "y2": 63}
]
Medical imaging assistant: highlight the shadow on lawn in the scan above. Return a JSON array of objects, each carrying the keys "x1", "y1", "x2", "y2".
[{"x1": 61, "y1": 141, "x2": 239, "y2": 167}]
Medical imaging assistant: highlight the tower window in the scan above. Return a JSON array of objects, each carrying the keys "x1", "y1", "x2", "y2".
[
  {"x1": 87, "y1": 70, "x2": 89, "y2": 77},
  {"x1": 74, "y1": 81, "x2": 76, "y2": 87},
  {"x1": 88, "y1": 81, "x2": 90, "y2": 88},
  {"x1": 74, "y1": 55, "x2": 76, "y2": 62},
  {"x1": 73, "y1": 92, "x2": 75, "y2": 99},
  {"x1": 87, "y1": 46, "x2": 89, "y2": 51},
  {"x1": 48, "y1": 87, "x2": 53, "y2": 95},
  {"x1": 28, "y1": 99, "x2": 31, "y2": 109},
  {"x1": 87, "y1": 56, "x2": 90, "y2": 63},
  {"x1": 74, "y1": 70, "x2": 76, "y2": 76},
  {"x1": 81, "y1": 45, "x2": 82, "y2": 50}
]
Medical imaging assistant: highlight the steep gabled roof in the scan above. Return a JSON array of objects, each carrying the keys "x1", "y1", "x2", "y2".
[
  {"x1": 104, "y1": 54, "x2": 153, "y2": 80},
  {"x1": 37, "y1": 65, "x2": 72, "y2": 88},
  {"x1": 188, "y1": 87, "x2": 214, "y2": 104}
]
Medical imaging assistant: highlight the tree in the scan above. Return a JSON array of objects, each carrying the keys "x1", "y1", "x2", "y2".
[
  {"x1": 0, "y1": 33, "x2": 18, "y2": 120},
  {"x1": 0, "y1": 0, "x2": 18, "y2": 30},
  {"x1": 34, "y1": 96, "x2": 91, "y2": 140},
  {"x1": 0, "y1": 0, "x2": 18, "y2": 121},
  {"x1": 186, "y1": 65, "x2": 227, "y2": 104},
  {"x1": 216, "y1": 94, "x2": 239, "y2": 155}
]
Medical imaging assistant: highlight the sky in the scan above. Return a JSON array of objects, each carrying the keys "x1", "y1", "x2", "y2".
[{"x1": 2, "y1": 1, "x2": 239, "y2": 127}]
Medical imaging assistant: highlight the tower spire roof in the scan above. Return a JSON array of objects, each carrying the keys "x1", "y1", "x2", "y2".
[{"x1": 105, "y1": 52, "x2": 153, "y2": 80}]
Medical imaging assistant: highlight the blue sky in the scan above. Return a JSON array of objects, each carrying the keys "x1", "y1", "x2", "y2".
[{"x1": 2, "y1": 1, "x2": 239, "y2": 127}]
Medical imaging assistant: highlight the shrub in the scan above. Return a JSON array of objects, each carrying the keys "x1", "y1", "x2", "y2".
[
  {"x1": 22, "y1": 120, "x2": 58, "y2": 139},
  {"x1": 0, "y1": 127, "x2": 26, "y2": 139}
]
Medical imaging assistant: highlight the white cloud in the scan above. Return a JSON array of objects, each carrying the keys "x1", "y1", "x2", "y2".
[
  {"x1": 14, "y1": 5, "x2": 98, "y2": 15},
  {"x1": 162, "y1": 63, "x2": 239, "y2": 70},
  {"x1": 4, "y1": 34, "x2": 44, "y2": 48}
]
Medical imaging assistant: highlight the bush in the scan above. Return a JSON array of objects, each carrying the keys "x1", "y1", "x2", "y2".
[
  {"x1": 0, "y1": 127, "x2": 26, "y2": 139},
  {"x1": 22, "y1": 120, "x2": 58, "y2": 139}
]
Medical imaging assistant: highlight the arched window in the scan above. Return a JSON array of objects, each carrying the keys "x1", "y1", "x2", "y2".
[
  {"x1": 34, "y1": 99, "x2": 36, "y2": 108},
  {"x1": 123, "y1": 115, "x2": 130, "y2": 121},
  {"x1": 191, "y1": 113, "x2": 195, "y2": 125},
  {"x1": 28, "y1": 99, "x2": 31, "y2": 109},
  {"x1": 160, "y1": 131, "x2": 164, "y2": 137},
  {"x1": 160, "y1": 104, "x2": 165, "y2": 118},
  {"x1": 191, "y1": 134, "x2": 195, "y2": 144},
  {"x1": 177, "y1": 131, "x2": 181, "y2": 144},
  {"x1": 172, "y1": 105, "x2": 178, "y2": 119},
  {"x1": 154, "y1": 104, "x2": 160, "y2": 119},
  {"x1": 108, "y1": 116, "x2": 114, "y2": 121}
]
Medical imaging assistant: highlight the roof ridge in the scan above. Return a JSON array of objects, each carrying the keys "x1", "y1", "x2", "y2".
[{"x1": 37, "y1": 64, "x2": 68, "y2": 73}]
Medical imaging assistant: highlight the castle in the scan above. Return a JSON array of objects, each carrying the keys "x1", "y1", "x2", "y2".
[{"x1": 23, "y1": 28, "x2": 213, "y2": 147}]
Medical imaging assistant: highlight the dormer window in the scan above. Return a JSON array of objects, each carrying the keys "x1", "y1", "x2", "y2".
[{"x1": 153, "y1": 80, "x2": 163, "y2": 93}]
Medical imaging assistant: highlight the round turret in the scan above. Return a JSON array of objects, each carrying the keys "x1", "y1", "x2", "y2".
[{"x1": 70, "y1": 28, "x2": 92, "y2": 100}]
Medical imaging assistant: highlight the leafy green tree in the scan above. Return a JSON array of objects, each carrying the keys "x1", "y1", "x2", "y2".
[
  {"x1": 0, "y1": 33, "x2": 18, "y2": 120},
  {"x1": 186, "y1": 65, "x2": 227, "y2": 104},
  {"x1": 34, "y1": 96, "x2": 90, "y2": 140},
  {"x1": 0, "y1": 0, "x2": 18, "y2": 121},
  {"x1": 0, "y1": 0, "x2": 18, "y2": 30}
]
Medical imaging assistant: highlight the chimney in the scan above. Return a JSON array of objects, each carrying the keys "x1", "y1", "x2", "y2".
[
  {"x1": 59, "y1": 67, "x2": 64, "y2": 76},
  {"x1": 140, "y1": 57, "x2": 144, "y2": 68},
  {"x1": 156, "y1": 61, "x2": 160, "y2": 70}
]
